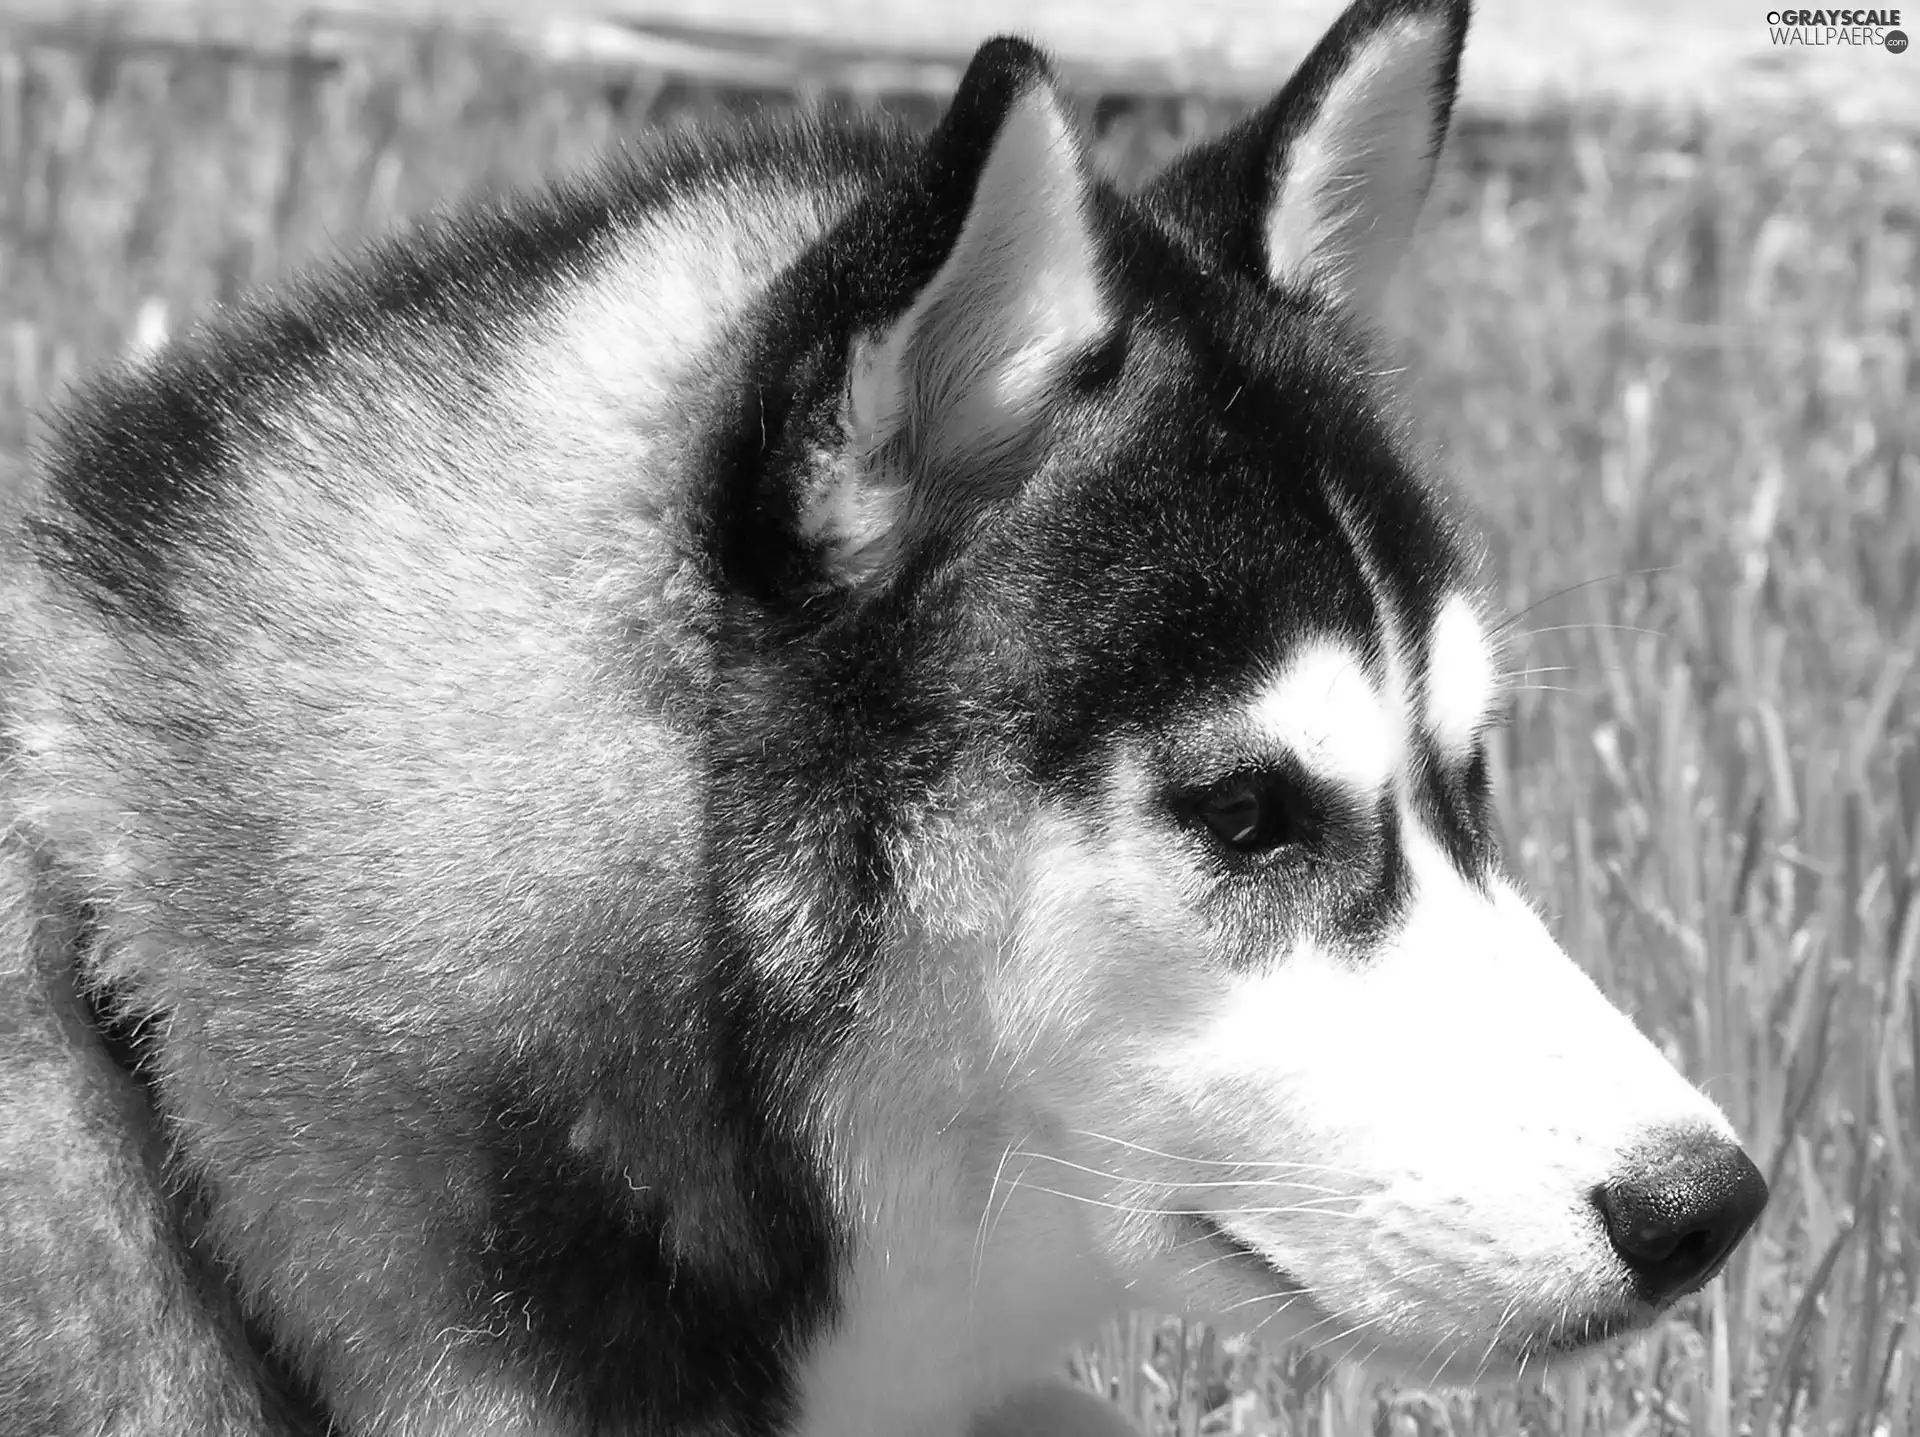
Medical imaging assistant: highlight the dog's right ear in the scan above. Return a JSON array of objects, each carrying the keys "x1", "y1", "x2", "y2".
[
  {"x1": 1145, "y1": 0, "x2": 1470, "y2": 322},
  {"x1": 800, "y1": 39, "x2": 1112, "y2": 587}
]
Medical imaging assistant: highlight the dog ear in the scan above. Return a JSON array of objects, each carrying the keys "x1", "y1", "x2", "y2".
[
  {"x1": 804, "y1": 39, "x2": 1111, "y2": 586},
  {"x1": 1145, "y1": 0, "x2": 1469, "y2": 321}
]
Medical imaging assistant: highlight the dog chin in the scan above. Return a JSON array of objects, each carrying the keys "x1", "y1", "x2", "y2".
[
  {"x1": 1173, "y1": 1216, "x2": 1335, "y2": 1338},
  {"x1": 1178, "y1": 1217, "x2": 1657, "y2": 1387}
]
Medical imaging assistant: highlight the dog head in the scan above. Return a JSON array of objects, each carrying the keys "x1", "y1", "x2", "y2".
[{"x1": 718, "y1": 0, "x2": 1766, "y2": 1386}]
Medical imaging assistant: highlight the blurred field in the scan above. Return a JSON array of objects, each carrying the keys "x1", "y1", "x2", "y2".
[
  {"x1": 3, "y1": 0, "x2": 1914, "y2": 123},
  {"x1": 2, "y1": 22, "x2": 1916, "y2": 1437}
]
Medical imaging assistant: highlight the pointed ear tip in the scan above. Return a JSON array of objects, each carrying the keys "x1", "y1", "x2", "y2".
[
  {"x1": 960, "y1": 35, "x2": 1062, "y2": 96},
  {"x1": 1337, "y1": 0, "x2": 1473, "y2": 97},
  {"x1": 1414, "y1": 0, "x2": 1473, "y2": 51},
  {"x1": 1429, "y1": 0, "x2": 1473, "y2": 53},
  {"x1": 951, "y1": 37, "x2": 1080, "y2": 164},
  {"x1": 1340, "y1": 0, "x2": 1473, "y2": 53},
  {"x1": 1373, "y1": 0, "x2": 1472, "y2": 27}
]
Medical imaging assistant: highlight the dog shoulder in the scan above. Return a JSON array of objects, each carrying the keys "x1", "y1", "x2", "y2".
[{"x1": 0, "y1": 830, "x2": 320, "y2": 1436}]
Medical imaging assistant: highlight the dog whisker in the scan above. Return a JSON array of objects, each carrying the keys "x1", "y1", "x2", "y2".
[
  {"x1": 1493, "y1": 568, "x2": 1674, "y2": 635},
  {"x1": 1004, "y1": 1149, "x2": 1353, "y2": 1197},
  {"x1": 1413, "y1": 1324, "x2": 1458, "y2": 1389},
  {"x1": 970, "y1": 1136, "x2": 1023, "y2": 1308},
  {"x1": 1172, "y1": 1245, "x2": 1279, "y2": 1282},
  {"x1": 1507, "y1": 620, "x2": 1671, "y2": 643},
  {"x1": 1064, "y1": 1130, "x2": 1370, "y2": 1179},
  {"x1": 1001, "y1": 1182, "x2": 1365, "y2": 1220},
  {"x1": 1251, "y1": 1294, "x2": 1346, "y2": 1342},
  {"x1": 1470, "y1": 1296, "x2": 1524, "y2": 1387},
  {"x1": 1502, "y1": 664, "x2": 1577, "y2": 679},
  {"x1": 1211, "y1": 1284, "x2": 1309, "y2": 1314},
  {"x1": 1245, "y1": 1293, "x2": 1313, "y2": 1339}
]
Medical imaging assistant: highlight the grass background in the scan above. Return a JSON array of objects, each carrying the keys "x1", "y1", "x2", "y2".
[{"x1": 0, "y1": 21, "x2": 1914, "y2": 1437}]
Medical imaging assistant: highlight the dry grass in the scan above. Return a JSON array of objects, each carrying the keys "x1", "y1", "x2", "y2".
[{"x1": 1, "y1": 26, "x2": 1913, "y2": 1437}]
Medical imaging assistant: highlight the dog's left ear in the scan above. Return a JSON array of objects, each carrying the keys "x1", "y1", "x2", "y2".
[
  {"x1": 806, "y1": 38, "x2": 1110, "y2": 585},
  {"x1": 1146, "y1": 0, "x2": 1470, "y2": 320}
]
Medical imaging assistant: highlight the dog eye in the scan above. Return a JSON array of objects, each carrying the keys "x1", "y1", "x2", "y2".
[{"x1": 1194, "y1": 772, "x2": 1311, "y2": 855}]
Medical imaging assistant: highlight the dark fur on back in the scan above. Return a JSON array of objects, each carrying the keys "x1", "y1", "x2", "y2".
[{"x1": 34, "y1": 120, "x2": 911, "y2": 636}]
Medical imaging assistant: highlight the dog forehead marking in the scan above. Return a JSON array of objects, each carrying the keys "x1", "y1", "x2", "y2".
[
  {"x1": 1425, "y1": 593, "x2": 1498, "y2": 759},
  {"x1": 1321, "y1": 490, "x2": 1415, "y2": 793},
  {"x1": 1246, "y1": 640, "x2": 1398, "y2": 793}
]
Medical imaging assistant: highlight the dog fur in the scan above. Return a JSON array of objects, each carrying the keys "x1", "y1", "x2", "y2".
[{"x1": 0, "y1": 2, "x2": 1766, "y2": 1433}]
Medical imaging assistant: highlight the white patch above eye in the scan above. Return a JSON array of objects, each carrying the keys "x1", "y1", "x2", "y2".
[
  {"x1": 1246, "y1": 640, "x2": 1396, "y2": 794},
  {"x1": 1424, "y1": 594, "x2": 1498, "y2": 759}
]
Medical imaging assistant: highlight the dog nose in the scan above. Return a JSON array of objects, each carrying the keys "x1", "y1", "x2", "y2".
[{"x1": 1594, "y1": 1134, "x2": 1768, "y2": 1304}]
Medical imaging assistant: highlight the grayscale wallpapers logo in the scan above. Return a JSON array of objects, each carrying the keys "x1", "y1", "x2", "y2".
[{"x1": 1766, "y1": 8, "x2": 1908, "y2": 45}]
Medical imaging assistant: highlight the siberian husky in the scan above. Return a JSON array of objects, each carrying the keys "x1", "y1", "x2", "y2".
[{"x1": 0, "y1": 0, "x2": 1768, "y2": 1432}]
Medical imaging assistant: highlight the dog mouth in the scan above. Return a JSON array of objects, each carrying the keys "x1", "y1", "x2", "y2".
[
  {"x1": 1528, "y1": 1305, "x2": 1651, "y2": 1356},
  {"x1": 1186, "y1": 1215, "x2": 1656, "y2": 1372},
  {"x1": 1183, "y1": 1216, "x2": 1313, "y2": 1295}
]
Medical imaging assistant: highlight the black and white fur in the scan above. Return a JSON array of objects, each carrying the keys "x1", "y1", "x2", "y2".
[{"x1": 0, "y1": 2, "x2": 1767, "y2": 1433}]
